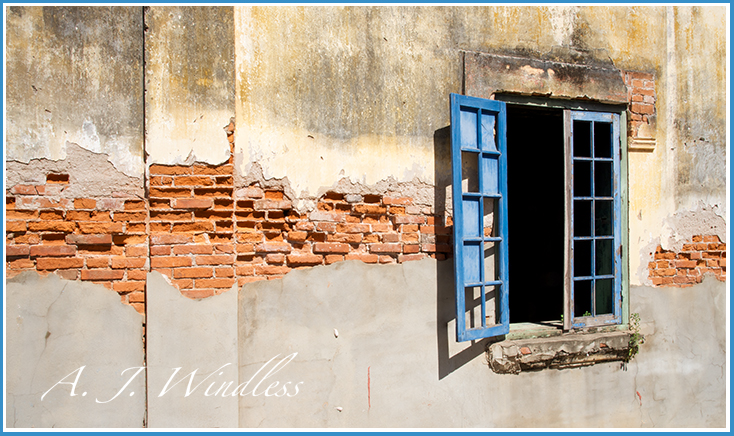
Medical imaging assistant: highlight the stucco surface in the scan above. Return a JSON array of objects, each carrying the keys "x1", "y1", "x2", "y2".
[
  {"x1": 5, "y1": 272, "x2": 145, "y2": 428},
  {"x1": 146, "y1": 272, "x2": 239, "y2": 428},
  {"x1": 5, "y1": 6, "x2": 144, "y2": 178},
  {"x1": 237, "y1": 258, "x2": 726, "y2": 428},
  {"x1": 145, "y1": 6, "x2": 235, "y2": 166},
  {"x1": 233, "y1": 6, "x2": 669, "y2": 199}
]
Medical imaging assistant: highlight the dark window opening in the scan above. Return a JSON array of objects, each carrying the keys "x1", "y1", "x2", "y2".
[{"x1": 506, "y1": 105, "x2": 564, "y2": 324}]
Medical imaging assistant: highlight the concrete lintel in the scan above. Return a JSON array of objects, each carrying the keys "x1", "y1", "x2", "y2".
[{"x1": 465, "y1": 51, "x2": 628, "y2": 104}]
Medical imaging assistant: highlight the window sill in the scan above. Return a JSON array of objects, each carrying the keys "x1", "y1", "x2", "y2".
[{"x1": 486, "y1": 329, "x2": 631, "y2": 374}]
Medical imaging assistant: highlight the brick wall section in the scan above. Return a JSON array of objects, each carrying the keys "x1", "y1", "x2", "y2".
[
  {"x1": 623, "y1": 71, "x2": 656, "y2": 139},
  {"x1": 7, "y1": 121, "x2": 453, "y2": 303},
  {"x1": 233, "y1": 190, "x2": 452, "y2": 286},
  {"x1": 5, "y1": 176, "x2": 147, "y2": 314},
  {"x1": 648, "y1": 235, "x2": 726, "y2": 287}
]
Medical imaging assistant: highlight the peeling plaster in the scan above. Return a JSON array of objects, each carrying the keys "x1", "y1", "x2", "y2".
[
  {"x1": 5, "y1": 143, "x2": 144, "y2": 199},
  {"x1": 636, "y1": 203, "x2": 726, "y2": 284},
  {"x1": 5, "y1": 7, "x2": 144, "y2": 179},
  {"x1": 235, "y1": 162, "x2": 437, "y2": 215}
]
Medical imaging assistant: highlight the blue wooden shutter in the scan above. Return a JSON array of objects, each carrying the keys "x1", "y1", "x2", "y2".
[{"x1": 450, "y1": 93, "x2": 509, "y2": 342}]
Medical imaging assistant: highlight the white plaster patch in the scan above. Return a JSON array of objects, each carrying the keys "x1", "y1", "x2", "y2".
[{"x1": 547, "y1": 6, "x2": 578, "y2": 47}]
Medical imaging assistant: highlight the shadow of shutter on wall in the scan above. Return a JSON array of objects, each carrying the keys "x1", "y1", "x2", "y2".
[{"x1": 450, "y1": 93, "x2": 509, "y2": 342}]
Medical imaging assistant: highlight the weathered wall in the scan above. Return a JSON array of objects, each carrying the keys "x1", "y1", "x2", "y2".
[
  {"x1": 6, "y1": 272, "x2": 145, "y2": 428},
  {"x1": 5, "y1": 6, "x2": 144, "y2": 178},
  {"x1": 232, "y1": 6, "x2": 726, "y2": 287},
  {"x1": 145, "y1": 6, "x2": 235, "y2": 166},
  {"x1": 629, "y1": 6, "x2": 727, "y2": 285},
  {"x1": 4, "y1": 5, "x2": 728, "y2": 429},
  {"x1": 146, "y1": 272, "x2": 238, "y2": 428},
  {"x1": 238, "y1": 258, "x2": 726, "y2": 428}
]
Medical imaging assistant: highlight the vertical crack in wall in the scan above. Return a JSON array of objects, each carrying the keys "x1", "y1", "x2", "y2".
[{"x1": 141, "y1": 6, "x2": 149, "y2": 428}]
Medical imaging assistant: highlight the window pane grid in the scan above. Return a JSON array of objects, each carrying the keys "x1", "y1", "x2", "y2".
[
  {"x1": 571, "y1": 118, "x2": 617, "y2": 321},
  {"x1": 452, "y1": 94, "x2": 508, "y2": 340}
]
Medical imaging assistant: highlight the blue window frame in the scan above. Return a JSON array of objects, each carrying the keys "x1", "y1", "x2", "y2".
[
  {"x1": 450, "y1": 94, "x2": 622, "y2": 342},
  {"x1": 566, "y1": 110, "x2": 622, "y2": 329},
  {"x1": 450, "y1": 94, "x2": 509, "y2": 341}
]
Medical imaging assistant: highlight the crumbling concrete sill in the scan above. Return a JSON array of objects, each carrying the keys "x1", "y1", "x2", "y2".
[{"x1": 487, "y1": 331, "x2": 631, "y2": 374}]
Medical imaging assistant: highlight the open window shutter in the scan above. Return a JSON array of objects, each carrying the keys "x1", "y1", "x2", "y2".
[
  {"x1": 565, "y1": 110, "x2": 622, "y2": 329},
  {"x1": 450, "y1": 93, "x2": 509, "y2": 342}
]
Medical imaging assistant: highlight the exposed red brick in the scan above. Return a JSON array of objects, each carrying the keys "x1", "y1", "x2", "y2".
[
  {"x1": 150, "y1": 234, "x2": 193, "y2": 245},
  {"x1": 6, "y1": 210, "x2": 38, "y2": 220},
  {"x1": 171, "y1": 222, "x2": 214, "y2": 233},
  {"x1": 215, "y1": 267, "x2": 235, "y2": 277},
  {"x1": 86, "y1": 257, "x2": 110, "y2": 268},
  {"x1": 393, "y1": 215, "x2": 425, "y2": 224},
  {"x1": 149, "y1": 164, "x2": 192, "y2": 175},
  {"x1": 254, "y1": 199, "x2": 292, "y2": 210},
  {"x1": 113, "y1": 212, "x2": 147, "y2": 222},
  {"x1": 150, "y1": 187, "x2": 191, "y2": 198},
  {"x1": 6, "y1": 221, "x2": 27, "y2": 233},
  {"x1": 7, "y1": 258, "x2": 35, "y2": 269},
  {"x1": 195, "y1": 254, "x2": 235, "y2": 265},
  {"x1": 286, "y1": 254, "x2": 323, "y2": 266},
  {"x1": 399, "y1": 253, "x2": 425, "y2": 262},
  {"x1": 111, "y1": 257, "x2": 147, "y2": 269},
  {"x1": 327, "y1": 233, "x2": 362, "y2": 244},
  {"x1": 6, "y1": 245, "x2": 30, "y2": 256},
  {"x1": 255, "y1": 243, "x2": 291, "y2": 253},
  {"x1": 254, "y1": 265, "x2": 291, "y2": 275},
  {"x1": 313, "y1": 243, "x2": 350, "y2": 254},
  {"x1": 402, "y1": 244, "x2": 421, "y2": 254},
  {"x1": 30, "y1": 245, "x2": 76, "y2": 257},
  {"x1": 151, "y1": 256, "x2": 192, "y2": 268},
  {"x1": 11, "y1": 185, "x2": 44, "y2": 195},
  {"x1": 113, "y1": 281, "x2": 145, "y2": 293},
  {"x1": 309, "y1": 211, "x2": 343, "y2": 222},
  {"x1": 195, "y1": 278, "x2": 236, "y2": 288},
  {"x1": 193, "y1": 164, "x2": 233, "y2": 175},
  {"x1": 336, "y1": 223, "x2": 370, "y2": 233},
  {"x1": 324, "y1": 255, "x2": 344, "y2": 265},
  {"x1": 38, "y1": 210, "x2": 64, "y2": 220},
  {"x1": 175, "y1": 176, "x2": 214, "y2": 186},
  {"x1": 194, "y1": 188, "x2": 233, "y2": 198},
  {"x1": 81, "y1": 269, "x2": 124, "y2": 280},
  {"x1": 370, "y1": 244, "x2": 401, "y2": 254},
  {"x1": 78, "y1": 222, "x2": 124, "y2": 234},
  {"x1": 173, "y1": 267, "x2": 214, "y2": 279},
  {"x1": 28, "y1": 221, "x2": 76, "y2": 233},
  {"x1": 74, "y1": 198, "x2": 97, "y2": 209}
]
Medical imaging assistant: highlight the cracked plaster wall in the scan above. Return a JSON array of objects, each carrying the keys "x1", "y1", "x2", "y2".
[
  {"x1": 5, "y1": 143, "x2": 144, "y2": 199},
  {"x1": 146, "y1": 272, "x2": 239, "y2": 428},
  {"x1": 237, "y1": 258, "x2": 725, "y2": 427},
  {"x1": 231, "y1": 6, "x2": 726, "y2": 287},
  {"x1": 5, "y1": 272, "x2": 145, "y2": 428},
  {"x1": 628, "y1": 6, "x2": 727, "y2": 284},
  {"x1": 144, "y1": 7, "x2": 235, "y2": 167},
  {"x1": 5, "y1": 7, "x2": 144, "y2": 178}
]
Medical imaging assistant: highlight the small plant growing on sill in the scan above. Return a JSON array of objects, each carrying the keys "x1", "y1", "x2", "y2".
[{"x1": 626, "y1": 312, "x2": 645, "y2": 362}]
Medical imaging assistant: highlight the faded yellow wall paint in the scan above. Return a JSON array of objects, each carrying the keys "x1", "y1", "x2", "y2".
[
  {"x1": 234, "y1": 6, "x2": 726, "y2": 286},
  {"x1": 145, "y1": 7, "x2": 235, "y2": 166},
  {"x1": 5, "y1": 6, "x2": 144, "y2": 177}
]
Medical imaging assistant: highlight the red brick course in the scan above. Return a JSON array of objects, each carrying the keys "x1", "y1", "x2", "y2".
[
  {"x1": 6, "y1": 120, "x2": 452, "y2": 307},
  {"x1": 648, "y1": 235, "x2": 726, "y2": 287},
  {"x1": 623, "y1": 71, "x2": 657, "y2": 140}
]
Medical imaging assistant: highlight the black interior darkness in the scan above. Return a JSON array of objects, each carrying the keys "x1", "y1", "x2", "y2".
[{"x1": 506, "y1": 105, "x2": 565, "y2": 324}]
